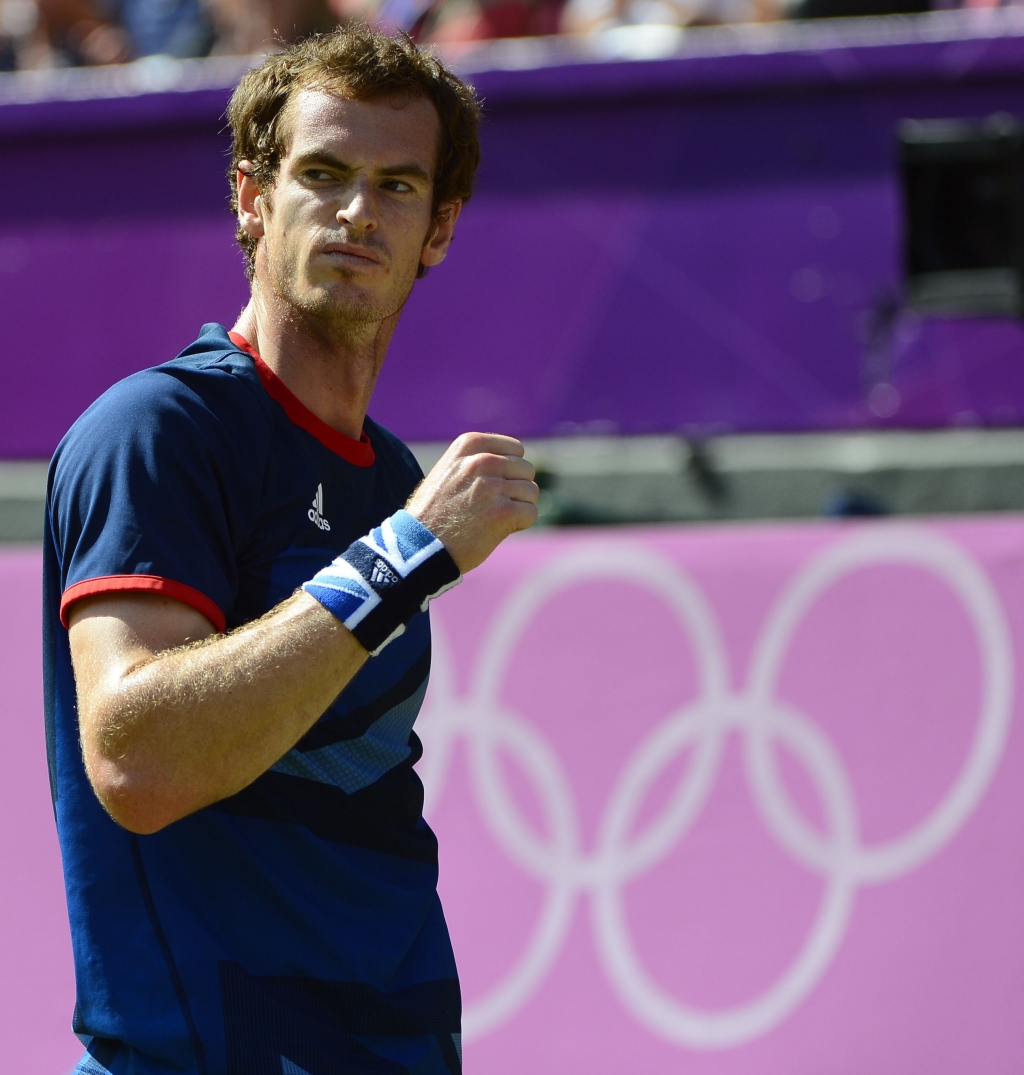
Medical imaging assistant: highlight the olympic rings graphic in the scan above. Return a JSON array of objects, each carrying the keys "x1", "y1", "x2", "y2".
[{"x1": 415, "y1": 527, "x2": 1014, "y2": 1050}]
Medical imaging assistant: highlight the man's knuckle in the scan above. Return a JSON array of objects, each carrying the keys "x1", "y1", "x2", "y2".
[{"x1": 461, "y1": 456, "x2": 486, "y2": 481}]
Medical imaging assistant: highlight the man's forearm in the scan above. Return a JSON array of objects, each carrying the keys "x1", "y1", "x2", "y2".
[{"x1": 71, "y1": 591, "x2": 367, "y2": 834}]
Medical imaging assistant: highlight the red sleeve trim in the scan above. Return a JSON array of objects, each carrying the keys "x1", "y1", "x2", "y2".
[
  {"x1": 60, "y1": 575, "x2": 227, "y2": 633},
  {"x1": 228, "y1": 331, "x2": 376, "y2": 468}
]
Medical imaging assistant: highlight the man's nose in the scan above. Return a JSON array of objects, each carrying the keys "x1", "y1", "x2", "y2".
[{"x1": 338, "y1": 179, "x2": 376, "y2": 232}]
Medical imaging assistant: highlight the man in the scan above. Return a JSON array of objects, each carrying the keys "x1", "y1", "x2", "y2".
[{"x1": 44, "y1": 25, "x2": 539, "y2": 1075}]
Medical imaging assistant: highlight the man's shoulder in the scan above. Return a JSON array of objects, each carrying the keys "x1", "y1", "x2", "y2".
[
  {"x1": 60, "y1": 324, "x2": 270, "y2": 449},
  {"x1": 49, "y1": 324, "x2": 275, "y2": 515},
  {"x1": 116, "y1": 322, "x2": 268, "y2": 415}
]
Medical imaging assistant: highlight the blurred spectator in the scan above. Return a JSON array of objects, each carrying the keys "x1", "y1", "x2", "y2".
[
  {"x1": 0, "y1": 0, "x2": 38, "y2": 68},
  {"x1": 206, "y1": 0, "x2": 335, "y2": 55},
  {"x1": 415, "y1": 0, "x2": 563, "y2": 43},
  {"x1": 561, "y1": 0, "x2": 695, "y2": 32},
  {"x1": 0, "y1": 0, "x2": 208, "y2": 67},
  {"x1": 121, "y1": 0, "x2": 213, "y2": 57},
  {"x1": 29, "y1": 0, "x2": 132, "y2": 65},
  {"x1": 560, "y1": 0, "x2": 776, "y2": 32}
]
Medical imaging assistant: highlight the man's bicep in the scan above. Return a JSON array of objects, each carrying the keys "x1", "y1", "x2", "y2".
[{"x1": 69, "y1": 593, "x2": 218, "y2": 709}]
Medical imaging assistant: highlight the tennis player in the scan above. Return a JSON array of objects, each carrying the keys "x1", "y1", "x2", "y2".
[{"x1": 43, "y1": 25, "x2": 538, "y2": 1075}]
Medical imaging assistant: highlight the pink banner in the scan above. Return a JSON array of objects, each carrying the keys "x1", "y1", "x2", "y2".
[
  {"x1": 4, "y1": 518, "x2": 1024, "y2": 1073},
  {"x1": 0, "y1": 549, "x2": 78, "y2": 1074}
]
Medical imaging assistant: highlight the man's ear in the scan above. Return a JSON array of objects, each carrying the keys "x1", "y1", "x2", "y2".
[
  {"x1": 237, "y1": 162, "x2": 266, "y2": 240},
  {"x1": 420, "y1": 201, "x2": 463, "y2": 269}
]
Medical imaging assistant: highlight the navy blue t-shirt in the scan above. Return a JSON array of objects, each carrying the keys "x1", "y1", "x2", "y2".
[{"x1": 43, "y1": 324, "x2": 461, "y2": 1075}]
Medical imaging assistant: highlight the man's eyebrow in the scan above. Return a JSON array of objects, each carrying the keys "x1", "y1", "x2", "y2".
[
  {"x1": 293, "y1": 151, "x2": 431, "y2": 182},
  {"x1": 378, "y1": 162, "x2": 432, "y2": 182},
  {"x1": 292, "y1": 151, "x2": 353, "y2": 173}
]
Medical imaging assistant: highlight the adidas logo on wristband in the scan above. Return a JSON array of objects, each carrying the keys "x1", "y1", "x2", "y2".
[
  {"x1": 370, "y1": 558, "x2": 400, "y2": 587},
  {"x1": 303, "y1": 510, "x2": 462, "y2": 656}
]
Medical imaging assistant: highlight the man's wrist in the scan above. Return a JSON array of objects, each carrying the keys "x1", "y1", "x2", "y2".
[{"x1": 303, "y1": 509, "x2": 461, "y2": 656}]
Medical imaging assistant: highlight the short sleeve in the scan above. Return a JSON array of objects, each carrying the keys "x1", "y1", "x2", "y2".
[{"x1": 50, "y1": 361, "x2": 270, "y2": 633}]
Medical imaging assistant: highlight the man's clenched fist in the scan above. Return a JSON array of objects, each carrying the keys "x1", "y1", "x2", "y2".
[{"x1": 406, "y1": 433, "x2": 540, "y2": 573}]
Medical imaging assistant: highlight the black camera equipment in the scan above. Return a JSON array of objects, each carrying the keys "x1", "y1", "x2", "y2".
[{"x1": 900, "y1": 113, "x2": 1024, "y2": 317}]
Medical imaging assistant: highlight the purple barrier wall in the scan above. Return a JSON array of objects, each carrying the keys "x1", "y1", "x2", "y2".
[
  {"x1": 5, "y1": 515, "x2": 1024, "y2": 1073},
  {"x1": 5, "y1": 15, "x2": 1024, "y2": 458}
]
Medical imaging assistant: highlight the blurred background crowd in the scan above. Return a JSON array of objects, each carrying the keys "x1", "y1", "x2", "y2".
[{"x1": 0, "y1": 0, "x2": 1003, "y2": 77}]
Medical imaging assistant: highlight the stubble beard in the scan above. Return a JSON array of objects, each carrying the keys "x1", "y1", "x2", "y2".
[{"x1": 268, "y1": 237, "x2": 417, "y2": 345}]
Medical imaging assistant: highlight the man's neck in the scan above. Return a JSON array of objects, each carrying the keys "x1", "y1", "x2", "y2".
[{"x1": 232, "y1": 288, "x2": 398, "y2": 442}]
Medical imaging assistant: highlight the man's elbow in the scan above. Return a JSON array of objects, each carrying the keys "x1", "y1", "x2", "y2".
[
  {"x1": 85, "y1": 759, "x2": 187, "y2": 835},
  {"x1": 109, "y1": 805, "x2": 169, "y2": 836}
]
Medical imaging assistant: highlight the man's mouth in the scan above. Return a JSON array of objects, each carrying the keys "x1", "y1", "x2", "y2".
[{"x1": 319, "y1": 243, "x2": 384, "y2": 268}]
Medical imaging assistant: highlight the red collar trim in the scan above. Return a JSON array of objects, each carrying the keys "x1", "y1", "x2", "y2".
[{"x1": 229, "y1": 331, "x2": 375, "y2": 467}]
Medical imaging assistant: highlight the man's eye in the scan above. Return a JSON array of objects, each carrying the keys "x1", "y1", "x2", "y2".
[
  {"x1": 305, "y1": 169, "x2": 334, "y2": 181},
  {"x1": 383, "y1": 180, "x2": 413, "y2": 193}
]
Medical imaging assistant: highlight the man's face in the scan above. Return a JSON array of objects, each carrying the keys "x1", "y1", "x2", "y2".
[{"x1": 244, "y1": 87, "x2": 453, "y2": 326}]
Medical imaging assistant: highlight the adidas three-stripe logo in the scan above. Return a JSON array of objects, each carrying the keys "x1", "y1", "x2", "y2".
[
  {"x1": 370, "y1": 558, "x2": 399, "y2": 586},
  {"x1": 308, "y1": 483, "x2": 331, "y2": 531}
]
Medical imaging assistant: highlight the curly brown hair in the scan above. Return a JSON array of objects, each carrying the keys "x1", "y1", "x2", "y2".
[{"x1": 226, "y1": 24, "x2": 482, "y2": 279}]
